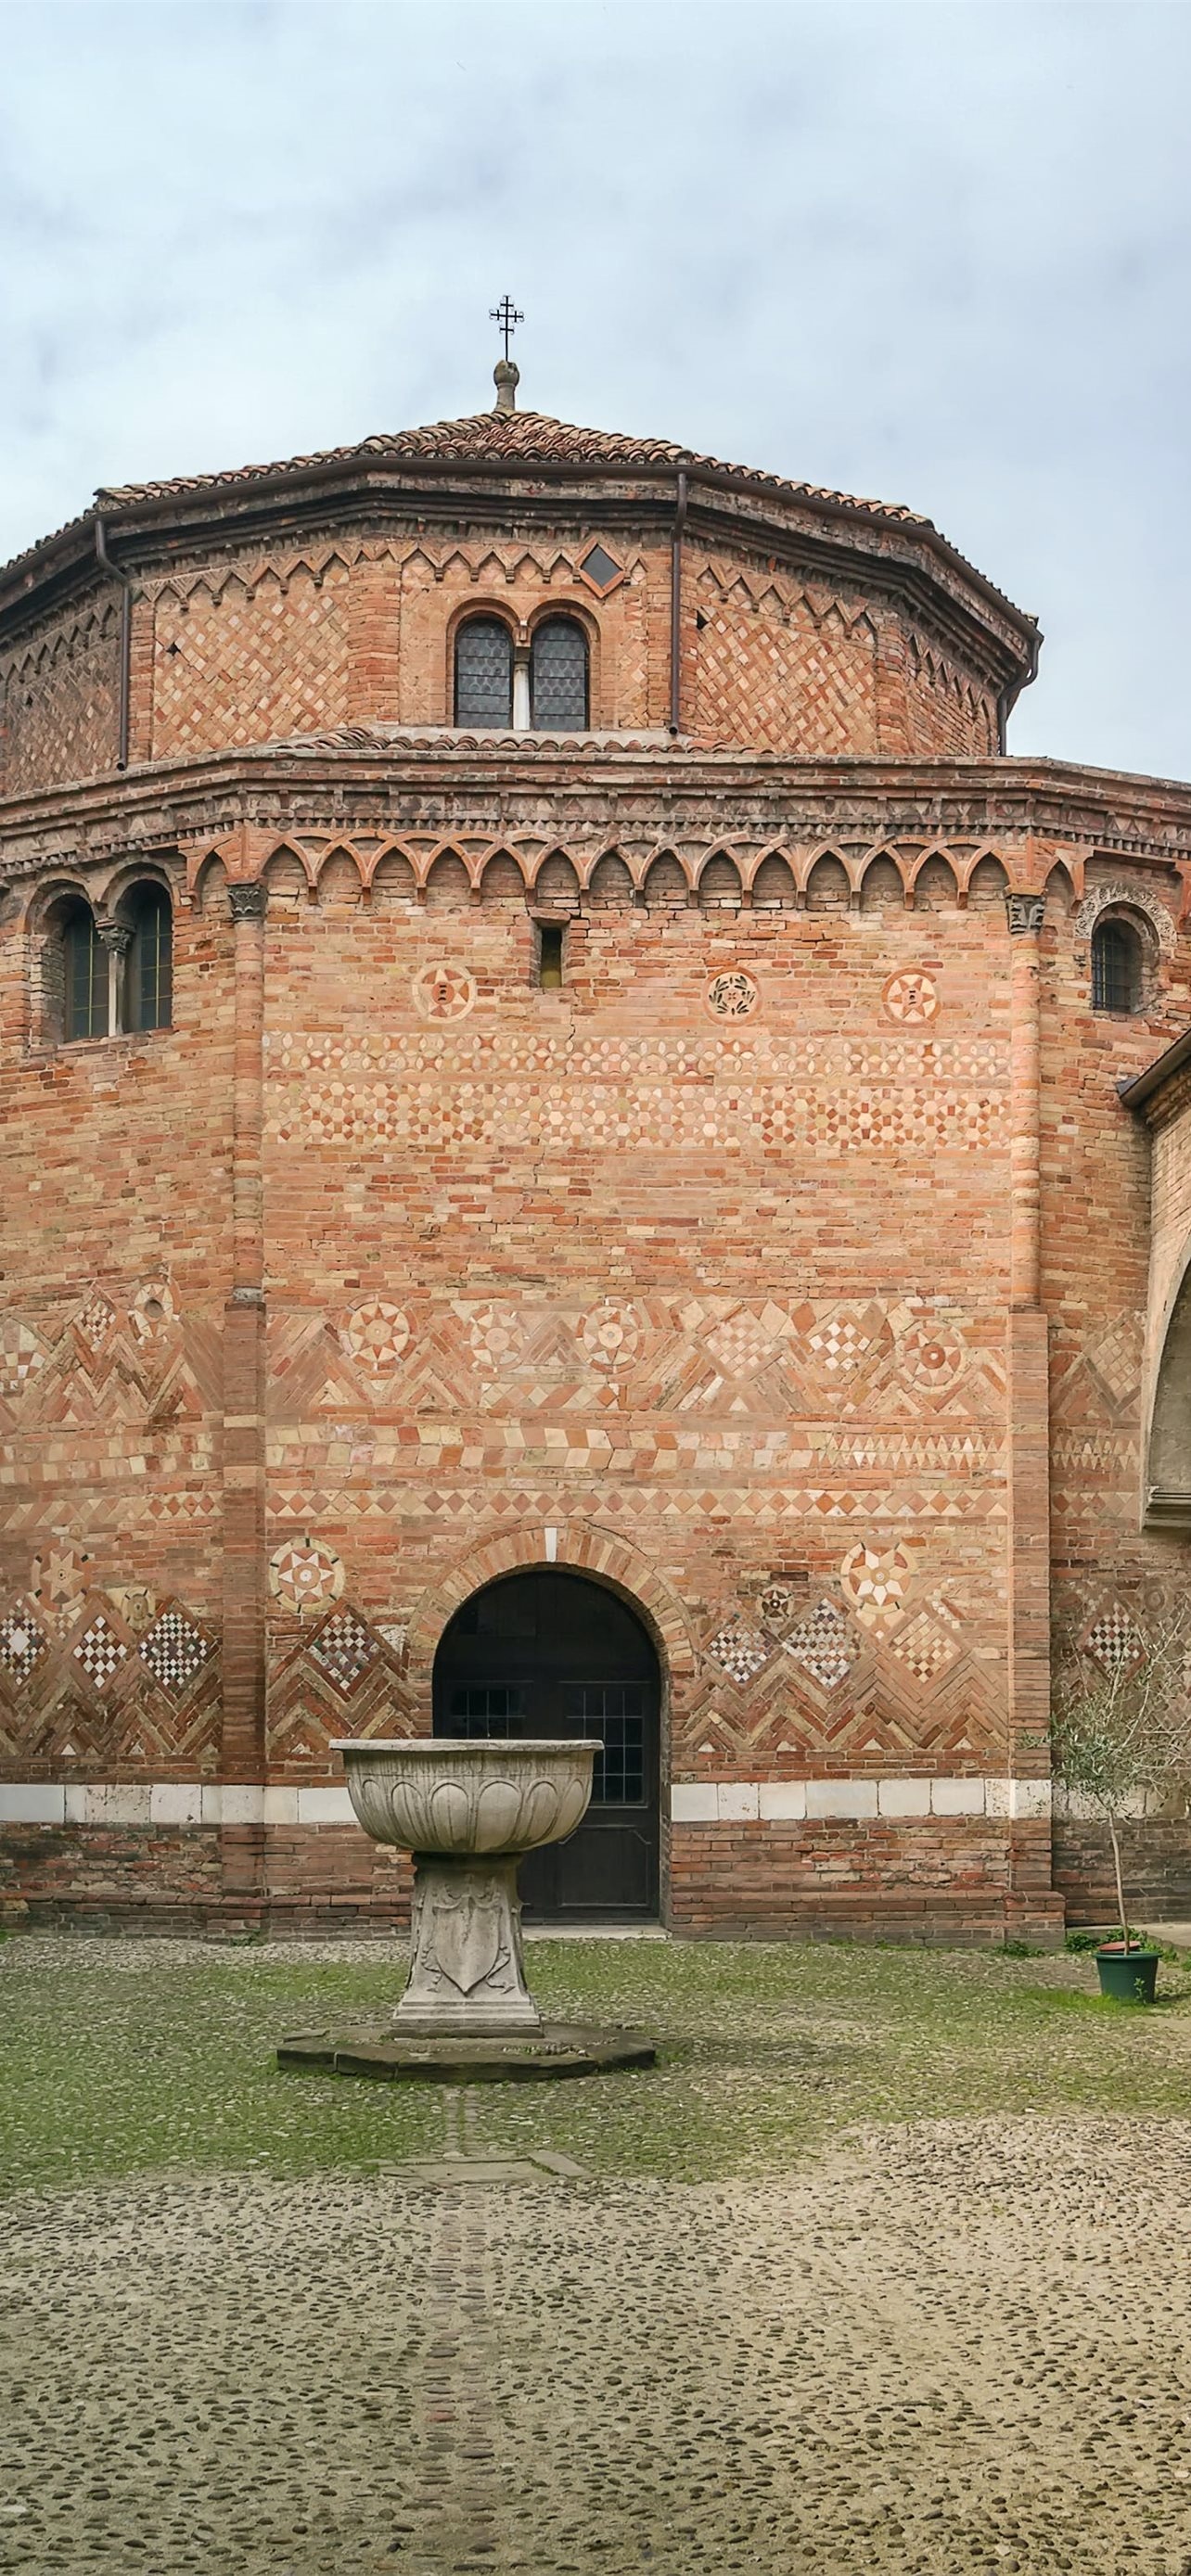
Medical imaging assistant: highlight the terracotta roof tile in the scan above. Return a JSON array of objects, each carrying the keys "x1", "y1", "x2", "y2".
[{"x1": 96, "y1": 409, "x2": 929, "y2": 528}]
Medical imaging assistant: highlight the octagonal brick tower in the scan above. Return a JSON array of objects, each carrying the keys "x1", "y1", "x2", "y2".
[{"x1": 1, "y1": 377, "x2": 1189, "y2": 1944}]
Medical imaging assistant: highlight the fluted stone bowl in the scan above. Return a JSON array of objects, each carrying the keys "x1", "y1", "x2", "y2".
[{"x1": 331, "y1": 1738, "x2": 598, "y2": 1858}]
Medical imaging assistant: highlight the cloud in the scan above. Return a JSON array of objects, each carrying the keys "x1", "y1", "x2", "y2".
[{"x1": 0, "y1": 0, "x2": 1187, "y2": 775}]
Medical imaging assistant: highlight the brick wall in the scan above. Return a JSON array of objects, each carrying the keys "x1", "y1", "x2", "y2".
[
  {"x1": 2, "y1": 740, "x2": 1190, "y2": 1940},
  {"x1": 0, "y1": 514, "x2": 1004, "y2": 794},
  {"x1": 1, "y1": 602, "x2": 122, "y2": 792}
]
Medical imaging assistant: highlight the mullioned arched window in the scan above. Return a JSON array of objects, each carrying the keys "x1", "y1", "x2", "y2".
[{"x1": 45, "y1": 879, "x2": 173, "y2": 1046}]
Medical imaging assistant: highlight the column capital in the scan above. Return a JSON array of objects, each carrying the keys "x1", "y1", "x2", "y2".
[
  {"x1": 228, "y1": 880, "x2": 267, "y2": 924},
  {"x1": 96, "y1": 920, "x2": 134, "y2": 955},
  {"x1": 1005, "y1": 892, "x2": 1044, "y2": 937}
]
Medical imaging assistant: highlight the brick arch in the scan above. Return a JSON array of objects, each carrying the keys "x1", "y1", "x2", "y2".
[
  {"x1": 405, "y1": 1520, "x2": 698, "y2": 1699},
  {"x1": 1147, "y1": 1244, "x2": 1191, "y2": 1519}
]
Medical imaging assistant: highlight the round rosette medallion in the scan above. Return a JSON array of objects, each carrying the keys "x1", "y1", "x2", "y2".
[
  {"x1": 269, "y1": 1537, "x2": 346, "y2": 1614},
  {"x1": 342, "y1": 1299, "x2": 412, "y2": 1375},
  {"x1": 706, "y1": 969, "x2": 760, "y2": 1022},
  {"x1": 413, "y1": 962, "x2": 478, "y2": 1022},
  {"x1": 881, "y1": 969, "x2": 939, "y2": 1026}
]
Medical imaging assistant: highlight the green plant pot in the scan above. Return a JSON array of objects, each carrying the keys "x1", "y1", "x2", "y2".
[{"x1": 1095, "y1": 1947, "x2": 1159, "y2": 2005}]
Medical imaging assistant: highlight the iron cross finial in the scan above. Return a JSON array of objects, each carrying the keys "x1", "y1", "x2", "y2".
[{"x1": 490, "y1": 296, "x2": 523, "y2": 362}]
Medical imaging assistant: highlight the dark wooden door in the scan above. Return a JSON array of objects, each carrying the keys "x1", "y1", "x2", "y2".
[{"x1": 433, "y1": 1571, "x2": 660, "y2": 1920}]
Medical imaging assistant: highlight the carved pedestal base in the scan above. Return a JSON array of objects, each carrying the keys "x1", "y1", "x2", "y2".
[{"x1": 396, "y1": 1852, "x2": 543, "y2": 2034}]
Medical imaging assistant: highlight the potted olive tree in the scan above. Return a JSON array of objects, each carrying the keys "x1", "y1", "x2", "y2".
[{"x1": 1051, "y1": 1605, "x2": 1191, "y2": 2004}]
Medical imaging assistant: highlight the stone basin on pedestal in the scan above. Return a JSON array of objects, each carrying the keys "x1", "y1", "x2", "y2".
[
  {"x1": 338, "y1": 1737, "x2": 596, "y2": 2034},
  {"x1": 276, "y1": 1738, "x2": 657, "y2": 2084}
]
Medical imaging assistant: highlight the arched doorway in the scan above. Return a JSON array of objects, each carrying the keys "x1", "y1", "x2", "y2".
[{"x1": 432, "y1": 1569, "x2": 660, "y2": 1920}]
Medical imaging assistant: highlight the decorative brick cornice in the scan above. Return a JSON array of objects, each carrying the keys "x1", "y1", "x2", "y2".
[{"x1": 3, "y1": 748, "x2": 1191, "y2": 907}]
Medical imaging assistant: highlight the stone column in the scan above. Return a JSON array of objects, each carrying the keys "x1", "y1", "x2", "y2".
[
  {"x1": 220, "y1": 879, "x2": 268, "y2": 1919},
  {"x1": 97, "y1": 920, "x2": 133, "y2": 1037},
  {"x1": 512, "y1": 645, "x2": 531, "y2": 732},
  {"x1": 1004, "y1": 889, "x2": 1059, "y2": 1936}
]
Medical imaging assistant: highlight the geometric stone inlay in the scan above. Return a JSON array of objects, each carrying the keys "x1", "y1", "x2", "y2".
[
  {"x1": 0, "y1": 1605, "x2": 49, "y2": 1686},
  {"x1": 307, "y1": 1608, "x2": 380, "y2": 1698},
  {"x1": 706, "y1": 1621, "x2": 771, "y2": 1685},
  {"x1": 1083, "y1": 1604, "x2": 1146, "y2": 1675},
  {"x1": 0, "y1": 1321, "x2": 45, "y2": 1400},
  {"x1": 578, "y1": 1303, "x2": 641, "y2": 1371},
  {"x1": 36, "y1": 1544, "x2": 92, "y2": 1633},
  {"x1": 76, "y1": 1291, "x2": 116, "y2": 1354},
  {"x1": 1086, "y1": 1319, "x2": 1143, "y2": 1409},
  {"x1": 705, "y1": 1311, "x2": 778, "y2": 1378},
  {"x1": 138, "y1": 1607, "x2": 214, "y2": 1698},
  {"x1": 72, "y1": 1613, "x2": 128, "y2": 1691},
  {"x1": 412, "y1": 962, "x2": 477, "y2": 1022},
  {"x1": 839, "y1": 1541, "x2": 914, "y2": 1631},
  {"x1": 342, "y1": 1299, "x2": 413, "y2": 1374},
  {"x1": 467, "y1": 1303, "x2": 527, "y2": 1375},
  {"x1": 783, "y1": 1599, "x2": 861, "y2": 1691},
  {"x1": 269, "y1": 1537, "x2": 346, "y2": 1614},
  {"x1": 898, "y1": 1321, "x2": 967, "y2": 1391},
  {"x1": 802, "y1": 1308, "x2": 879, "y2": 1374},
  {"x1": 888, "y1": 1607, "x2": 962, "y2": 1684},
  {"x1": 882, "y1": 968, "x2": 939, "y2": 1026}
]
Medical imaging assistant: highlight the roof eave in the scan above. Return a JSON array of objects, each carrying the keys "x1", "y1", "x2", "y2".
[
  {"x1": 1119, "y1": 1026, "x2": 1191, "y2": 1114},
  {"x1": 0, "y1": 445, "x2": 1038, "y2": 680}
]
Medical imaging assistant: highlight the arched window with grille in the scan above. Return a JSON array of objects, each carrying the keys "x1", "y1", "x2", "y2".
[
  {"x1": 61, "y1": 902, "x2": 107, "y2": 1042},
  {"x1": 1092, "y1": 915, "x2": 1144, "y2": 1015},
  {"x1": 531, "y1": 618, "x2": 588, "y2": 731},
  {"x1": 122, "y1": 883, "x2": 173, "y2": 1032},
  {"x1": 455, "y1": 617, "x2": 513, "y2": 726}
]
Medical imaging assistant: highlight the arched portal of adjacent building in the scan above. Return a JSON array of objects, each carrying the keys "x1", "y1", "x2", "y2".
[{"x1": 432, "y1": 1569, "x2": 661, "y2": 1921}]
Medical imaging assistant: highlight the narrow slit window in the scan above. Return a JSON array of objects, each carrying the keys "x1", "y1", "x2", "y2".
[
  {"x1": 538, "y1": 924, "x2": 564, "y2": 988},
  {"x1": 455, "y1": 617, "x2": 513, "y2": 726}
]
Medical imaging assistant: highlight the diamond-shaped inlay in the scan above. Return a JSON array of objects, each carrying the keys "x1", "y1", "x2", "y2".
[
  {"x1": 803, "y1": 1308, "x2": 878, "y2": 1375},
  {"x1": 889, "y1": 1609, "x2": 961, "y2": 1684},
  {"x1": 72, "y1": 1613, "x2": 128, "y2": 1691},
  {"x1": 705, "y1": 1313, "x2": 777, "y2": 1378},
  {"x1": 77, "y1": 1292, "x2": 116, "y2": 1353},
  {"x1": 706, "y1": 1621, "x2": 771, "y2": 1686},
  {"x1": 783, "y1": 1600, "x2": 860, "y2": 1692},
  {"x1": 0, "y1": 1606, "x2": 49, "y2": 1686},
  {"x1": 0, "y1": 1321, "x2": 45, "y2": 1400},
  {"x1": 1086, "y1": 1320, "x2": 1142, "y2": 1409},
  {"x1": 307, "y1": 1609, "x2": 380, "y2": 1698},
  {"x1": 138, "y1": 1608, "x2": 214, "y2": 1699},
  {"x1": 1084, "y1": 1604, "x2": 1145, "y2": 1674}
]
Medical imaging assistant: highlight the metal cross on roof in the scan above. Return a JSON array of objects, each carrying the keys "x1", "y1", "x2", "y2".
[{"x1": 490, "y1": 296, "x2": 523, "y2": 361}]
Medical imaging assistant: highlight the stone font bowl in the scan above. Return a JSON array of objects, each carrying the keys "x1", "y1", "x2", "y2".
[{"x1": 331, "y1": 1737, "x2": 599, "y2": 1858}]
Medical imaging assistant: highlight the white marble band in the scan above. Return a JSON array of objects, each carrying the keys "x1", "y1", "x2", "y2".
[
  {"x1": 0, "y1": 1777, "x2": 1053, "y2": 1827},
  {"x1": 670, "y1": 1778, "x2": 1052, "y2": 1822}
]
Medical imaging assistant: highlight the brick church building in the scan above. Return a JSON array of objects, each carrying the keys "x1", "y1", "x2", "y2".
[{"x1": 2, "y1": 353, "x2": 1189, "y2": 1943}]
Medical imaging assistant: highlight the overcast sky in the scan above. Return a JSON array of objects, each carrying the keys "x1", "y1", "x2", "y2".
[{"x1": 1, "y1": 1, "x2": 1187, "y2": 778}]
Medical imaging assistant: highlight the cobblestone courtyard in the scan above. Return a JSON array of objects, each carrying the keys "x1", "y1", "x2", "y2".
[{"x1": 5, "y1": 1934, "x2": 1191, "y2": 2576}]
